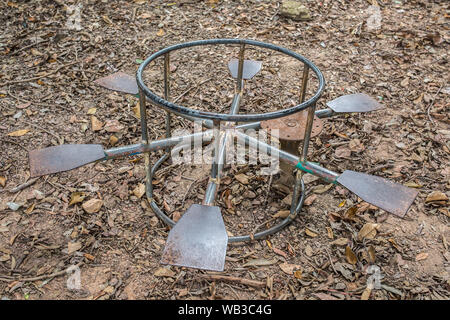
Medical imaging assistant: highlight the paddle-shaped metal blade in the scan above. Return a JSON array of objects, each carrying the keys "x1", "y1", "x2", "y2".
[
  {"x1": 29, "y1": 144, "x2": 105, "y2": 177},
  {"x1": 228, "y1": 59, "x2": 262, "y2": 80},
  {"x1": 161, "y1": 204, "x2": 228, "y2": 271},
  {"x1": 337, "y1": 170, "x2": 419, "y2": 218},
  {"x1": 94, "y1": 71, "x2": 138, "y2": 95},
  {"x1": 327, "y1": 93, "x2": 384, "y2": 113}
]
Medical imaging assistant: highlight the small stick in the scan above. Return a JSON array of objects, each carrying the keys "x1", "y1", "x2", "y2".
[
  {"x1": 366, "y1": 163, "x2": 394, "y2": 174},
  {"x1": 7, "y1": 177, "x2": 39, "y2": 193},
  {"x1": 9, "y1": 39, "x2": 50, "y2": 56},
  {"x1": 325, "y1": 247, "x2": 338, "y2": 275},
  {"x1": 22, "y1": 120, "x2": 63, "y2": 144},
  {"x1": 0, "y1": 262, "x2": 83, "y2": 283},
  {"x1": 0, "y1": 61, "x2": 79, "y2": 86},
  {"x1": 200, "y1": 274, "x2": 265, "y2": 288}
]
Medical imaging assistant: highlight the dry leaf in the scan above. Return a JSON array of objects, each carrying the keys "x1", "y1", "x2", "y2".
[
  {"x1": 0, "y1": 176, "x2": 6, "y2": 188},
  {"x1": 349, "y1": 139, "x2": 365, "y2": 153},
  {"x1": 294, "y1": 270, "x2": 302, "y2": 279},
  {"x1": 104, "y1": 120, "x2": 124, "y2": 133},
  {"x1": 305, "y1": 228, "x2": 318, "y2": 238},
  {"x1": 8, "y1": 129, "x2": 30, "y2": 136},
  {"x1": 154, "y1": 267, "x2": 175, "y2": 277},
  {"x1": 304, "y1": 194, "x2": 317, "y2": 206},
  {"x1": 69, "y1": 192, "x2": 86, "y2": 206},
  {"x1": 133, "y1": 183, "x2": 145, "y2": 198},
  {"x1": 345, "y1": 246, "x2": 357, "y2": 265},
  {"x1": 24, "y1": 202, "x2": 36, "y2": 214},
  {"x1": 91, "y1": 116, "x2": 103, "y2": 131},
  {"x1": 415, "y1": 252, "x2": 428, "y2": 261},
  {"x1": 172, "y1": 211, "x2": 181, "y2": 222},
  {"x1": 156, "y1": 29, "x2": 165, "y2": 36},
  {"x1": 16, "y1": 102, "x2": 31, "y2": 109},
  {"x1": 305, "y1": 245, "x2": 313, "y2": 257},
  {"x1": 388, "y1": 238, "x2": 402, "y2": 252},
  {"x1": 425, "y1": 191, "x2": 448, "y2": 203},
  {"x1": 272, "y1": 210, "x2": 290, "y2": 219},
  {"x1": 273, "y1": 247, "x2": 288, "y2": 259},
  {"x1": 82, "y1": 198, "x2": 103, "y2": 213},
  {"x1": 344, "y1": 206, "x2": 358, "y2": 221},
  {"x1": 84, "y1": 253, "x2": 95, "y2": 261},
  {"x1": 109, "y1": 135, "x2": 118, "y2": 146},
  {"x1": 335, "y1": 145, "x2": 351, "y2": 158},
  {"x1": 133, "y1": 102, "x2": 141, "y2": 119},
  {"x1": 368, "y1": 246, "x2": 376, "y2": 263},
  {"x1": 357, "y1": 223, "x2": 379, "y2": 241},
  {"x1": 361, "y1": 287, "x2": 372, "y2": 300},
  {"x1": 68, "y1": 242, "x2": 82, "y2": 254},
  {"x1": 326, "y1": 227, "x2": 334, "y2": 239},
  {"x1": 312, "y1": 183, "x2": 333, "y2": 194},
  {"x1": 235, "y1": 173, "x2": 249, "y2": 184},
  {"x1": 279, "y1": 262, "x2": 301, "y2": 275},
  {"x1": 331, "y1": 238, "x2": 348, "y2": 246},
  {"x1": 87, "y1": 107, "x2": 97, "y2": 115}
]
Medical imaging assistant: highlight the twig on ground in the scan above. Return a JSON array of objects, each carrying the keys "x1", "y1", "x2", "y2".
[
  {"x1": 0, "y1": 61, "x2": 79, "y2": 87},
  {"x1": 199, "y1": 274, "x2": 265, "y2": 288},
  {"x1": 9, "y1": 39, "x2": 50, "y2": 56},
  {"x1": 7, "y1": 177, "x2": 39, "y2": 193},
  {"x1": 0, "y1": 262, "x2": 83, "y2": 283}
]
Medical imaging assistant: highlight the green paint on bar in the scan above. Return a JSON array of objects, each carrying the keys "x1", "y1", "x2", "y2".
[{"x1": 295, "y1": 161, "x2": 338, "y2": 184}]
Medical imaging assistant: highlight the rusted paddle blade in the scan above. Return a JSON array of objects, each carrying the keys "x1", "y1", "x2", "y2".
[
  {"x1": 337, "y1": 170, "x2": 419, "y2": 218},
  {"x1": 228, "y1": 59, "x2": 262, "y2": 80},
  {"x1": 29, "y1": 144, "x2": 105, "y2": 177},
  {"x1": 161, "y1": 204, "x2": 228, "y2": 271},
  {"x1": 94, "y1": 71, "x2": 138, "y2": 95},
  {"x1": 327, "y1": 93, "x2": 384, "y2": 113}
]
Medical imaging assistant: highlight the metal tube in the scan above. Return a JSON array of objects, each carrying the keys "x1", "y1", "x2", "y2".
[
  {"x1": 315, "y1": 108, "x2": 334, "y2": 118},
  {"x1": 104, "y1": 130, "x2": 213, "y2": 159},
  {"x1": 300, "y1": 64, "x2": 309, "y2": 103},
  {"x1": 164, "y1": 53, "x2": 171, "y2": 140},
  {"x1": 138, "y1": 87, "x2": 148, "y2": 142},
  {"x1": 203, "y1": 92, "x2": 243, "y2": 205},
  {"x1": 300, "y1": 103, "x2": 316, "y2": 162},
  {"x1": 235, "y1": 131, "x2": 339, "y2": 183},
  {"x1": 236, "y1": 43, "x2": 245, "y2": 93},
  {"x1": 229, "y1": 93, "x2": 241, "y2": 115}
]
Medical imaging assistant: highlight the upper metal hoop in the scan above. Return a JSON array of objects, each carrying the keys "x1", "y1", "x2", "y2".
[{"x1": 136, "y1": 39, "x2": 325, "y2": 122}]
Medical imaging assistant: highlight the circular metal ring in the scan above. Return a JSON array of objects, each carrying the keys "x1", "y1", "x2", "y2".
[{"x1": 136, "y1": 39, "x2": 325, "y2": 122}]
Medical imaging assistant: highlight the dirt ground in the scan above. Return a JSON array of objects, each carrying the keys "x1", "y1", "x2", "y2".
[{"x1": 0, "y1": 0, "x2": 449, "y2": 300}]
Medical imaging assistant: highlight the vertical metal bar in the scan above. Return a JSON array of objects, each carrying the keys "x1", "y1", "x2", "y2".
[
  {"x1": 300, "y1": 64, "x2": 309, "y2": 103},
  {"x1": 300, "y1": 105, "x2": 316, "y2": 162},
  {"x1": 236, "y1": 43, "x2": 245, "y2": 93},
  {"x1": 139, "y1": 86, "x2": 153, "y2": 206},
  {"x1": 139, "y1": 87, "x2": 148, "y2": 143},
  {"x1": 291, "y1": 64, "x2": 312, "y2": 216},
  {"x1": 210, "y1": 120, "x2": 221, "y2": 180},
  {"x1": 164, "y1": 53, "x2": 171, "y2": 140}
]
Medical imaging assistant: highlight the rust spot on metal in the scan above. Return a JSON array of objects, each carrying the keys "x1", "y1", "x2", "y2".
[
  {"x1": 337, "y1": 170, "x2": 419, "y2": 218},
  {"x1": 94, "y1": 71, "x2": 138, "y2": 95},
  {"x1": 29, "y1": 144, "x2": 105, "y2": 177}
]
